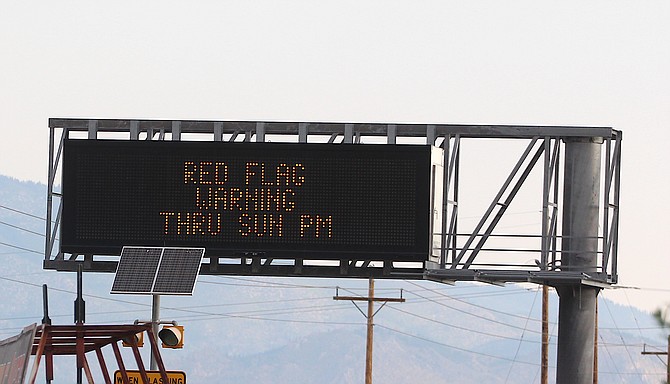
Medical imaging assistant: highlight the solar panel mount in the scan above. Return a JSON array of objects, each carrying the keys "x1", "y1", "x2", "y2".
[{"x1": 111, "y1": 246, "x2": 205, "y2": 295}]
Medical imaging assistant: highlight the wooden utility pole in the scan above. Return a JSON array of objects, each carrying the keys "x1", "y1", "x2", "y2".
[
  {"x1": 641, "y1": 335, "x2": 669, "y2": 384},
  {"x1": 365, "y1": 278, "x2": 374, "y2": 384},
  {"x1": 594, "y1": 298, "x2": 598, "y2": 384},
  {"x1": 334, "y1": 277, "x2": 405, "y2": 384}
]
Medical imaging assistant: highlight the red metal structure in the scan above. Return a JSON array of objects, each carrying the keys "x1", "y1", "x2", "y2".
[{"x1": 27, "y1": 322, "x2": 170, "y2": 384}]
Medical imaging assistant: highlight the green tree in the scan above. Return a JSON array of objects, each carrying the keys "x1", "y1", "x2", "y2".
[
  {"x1": 654, "y1": 305, "x2": 669, "y2": 329},
  {"x1": 653, "y1": 305, "x2": 669, "y2": 384}
]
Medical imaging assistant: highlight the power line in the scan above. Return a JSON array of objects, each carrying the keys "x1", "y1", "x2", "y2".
[
  {"x1": 403, "y1": 286, "x2": 544, "y2": 335},
  {"x1": 0, "y1": 274, "x2": 358, "y2": 327},
  {"x1": 0, "y1": 275, "x2": 147, "y2": 307},
  {"x1": 504, "y1": 287, "x2": 541, "y2": 383},
  {"x1": 0, "y1": 240, "x2": 42, "y2": 255},
  {"x1": 600, "y1": 294, "x2": 643, "y2": 378},
  {"x1": 4, "y1": 272, "x2": 665, "y2": 341},
  {"x1": 156, "y1": 298, "x2": 360, "y2": 326},
  {"x1": 0, "y1": 204, "x2": 48, "y2": 221},
  {"x1": 405, "y1": 280, "x2": 547, "y2": 325},
  {"x1": 206, "y1": 275, "x2": 337, "y2": 289},
  {"x1": 376, "y1": 323, "x2": 540, "y2": 366},
  {"x1": 386, "y1": 305, "x2": 550, "y2": 345},
  {"x1": 0, "y1": 219, "x2": 44, "y2": 237},
  {"x1": 175, "y1": 296, "x2": 332, "y2": 310},
  {"x1": 378, "y1": 323, "x2": 666, "y2": 378},
  {"x1": 166, "y1": 301, "x2": 351, "y2": 320}
]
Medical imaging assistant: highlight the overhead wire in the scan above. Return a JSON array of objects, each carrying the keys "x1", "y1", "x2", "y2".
[
  {"x1": 4, "y1": 249, "x2": 663, "y2": 344},
  {"x1": 0, "y1": 241, "x2": 42, "y2": 255},
  {"x1": 622, "y1": 288, "x2": 656, "y2": 348},
  {"x1": 376, "y1": 323, "x2": 540, "y2": 367},
  {"x1": 600, "y1": 293, "x2": 643, "y2": 379},
  {"x1": 385, "y1": 303, "x2": 550, "y2": 345},
  {"x1": 504, "y1": 286, "x2": 541, "y2": 383},
  {"x1": 405, "y1": 280, "x2": 547, "y2": 325},
  {"x1": 0, "y1": 264, "x2": 430, "y2": 326},
  {"x1": 206, "y1": 275, "x2": 338, "y2": 289},
  {"x1": 0, "y1": 219, "x2": 44, "y2": 237},
  {"x1": 0, "y1": 274, "x2": 361, "y2": 328},
  {"x1": 0, "y1": 269, "x2": 554, "y2": 354},
  {"x1": 599, "y1": 329, "x2": 624, "y2": 379},
  {"x1": 2, "y1": 271, "x2": 661, "y2": 342},
  {"x1": 0, "y1": 274, "x2": 148, "y2": 307},
  {"x1": 162, "y1": 299, "x2": 349, "y2": 319},
  {"x1": 0, "y1": 203, "x2": 48, "y2": 254},
  {"x1": 0, "y1": 204, "x2": 49, "y2": 222},
  {"x1": 403, "y1": 285, "x2": 544, "y2": 335},
  {"x1": 147, "y1": 294, "x2": 361, "y2": 326},
  {"x1": 378, "y1": 323, "x2": 665, "y2": 378}
]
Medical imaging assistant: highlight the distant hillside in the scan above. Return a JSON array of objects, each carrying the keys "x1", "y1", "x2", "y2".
[
  {"x1": 0, "y1": 174, "x2": 667, "y2": 383},
  {"x1": 0, "y1": 175, "x2": 45, "y2": 252}
]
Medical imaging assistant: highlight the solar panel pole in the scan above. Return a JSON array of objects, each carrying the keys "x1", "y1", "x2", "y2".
[
  {"x1": 150, "y1": 294, "x2": 160, "y2": 370},
  {"x1": 75, "y1": 263, "x2": 85, "y2": 384}
]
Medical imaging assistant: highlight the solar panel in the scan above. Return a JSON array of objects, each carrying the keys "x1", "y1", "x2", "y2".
[
  {"x1": 111, "y1": 247, "x2": 162, "y2": 294},
  {"x1": 153, "y1": 248, "x2": 204, "y2": 295},
  {"x1": 111, "y1": 247, "x2": 204, "y2": 295}
]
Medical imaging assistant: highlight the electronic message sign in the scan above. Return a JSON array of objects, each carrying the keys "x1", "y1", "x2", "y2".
[{"x1": 61, "y1": 140, "x2": 437, "y2": 261}]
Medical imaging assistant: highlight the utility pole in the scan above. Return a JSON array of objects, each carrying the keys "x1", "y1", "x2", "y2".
[
  {"x1": 333, "y1": 277, "x2": 405, "y2": 384},
  {"x1": 594, "y1": 299, "x2": 598, "y2": 384},
  {"x1": 641, "y1": 335, "x2": 669, "y2": 384}
]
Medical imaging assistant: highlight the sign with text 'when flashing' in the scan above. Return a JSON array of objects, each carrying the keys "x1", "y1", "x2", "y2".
[
  {"x1": 62, "y1": 140, "x2": 433, "y2": 261},
  {"x1": 113, "y1": 370, "x2": 185, "y2": 384}
]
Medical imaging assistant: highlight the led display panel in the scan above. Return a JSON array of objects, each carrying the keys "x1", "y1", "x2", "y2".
[{"x1": 61, "y1": 140, "x2": 433, "y2": 261}]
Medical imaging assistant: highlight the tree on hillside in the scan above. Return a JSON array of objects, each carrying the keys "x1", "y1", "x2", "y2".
[
  {"x1": 654, "y1": 305, "x2": 669, "y2": 329},
  {"x1": 653, "y1": 304, "x2": 669, "y2": 384}
]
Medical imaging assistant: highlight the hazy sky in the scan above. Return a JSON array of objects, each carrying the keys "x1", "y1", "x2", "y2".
[{"x1": 1, "y1": 1, "x2": 668, "y2": 311}]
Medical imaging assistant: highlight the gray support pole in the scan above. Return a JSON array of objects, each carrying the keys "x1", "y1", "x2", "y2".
[
  {"x1": 344, "y1": 124, "x2": 353, "y2": 143},
  {"x1": 75, "y1": 264, "x2": 84, "y2": 384},
  {"x1": 298, "y1": 123, "x2": 308, "y2": 143},
  {"x1": 45, "y1": 127, "x2": 54, "y2": 262},
  {"x1": 256, "y1": 122, "x2": 265, "y2": 143},
  {"x1": 387, "y1": 124, "x2": 396, "y2": 144},
  {"x1": 42, "y1": 284, "x2": 51, "y2": 325},
  {"x1": 541, "y1": 285, "x2": 548, "y2": 384},
  {"x1": 556, "y1": 138, "x2": 602, "y2": 384},
  {"x1": 150, "y1": 295, "x2": 160, "y2": 370}
]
